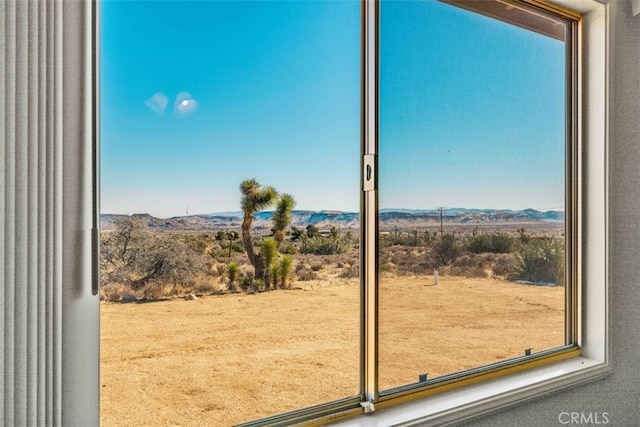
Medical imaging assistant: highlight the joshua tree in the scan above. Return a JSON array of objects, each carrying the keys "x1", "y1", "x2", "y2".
[
  {"x1": 239, "y1": 178, "x2": 277, "y2": 282},
  {"x1": 226, "y1": 230, "x2": 239, "y2": 258},
  {"x1": 306, "y1": 224, "x2": 319, "y2": 238},
  {"x1": 272, "y1": 193, "x2": 296, "y2": 249}
]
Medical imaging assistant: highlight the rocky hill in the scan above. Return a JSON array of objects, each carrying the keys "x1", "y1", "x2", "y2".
[{"x1": 101, "y1": 208, "x2": 564, "y2": 233}]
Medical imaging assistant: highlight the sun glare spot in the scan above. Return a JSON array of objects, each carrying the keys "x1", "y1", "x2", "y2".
[{"x1": 174, "y1": 91, "x2": 199, "y2": 117}]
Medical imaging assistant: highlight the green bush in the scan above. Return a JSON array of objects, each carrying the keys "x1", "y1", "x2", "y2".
[
  {"x1": 516, "y1": 238, "x2": 565, "y2": 285},
  {"x1": 300, "y1": 236, "x2": 347, "y2": 255},
  {"x1": 227, "y1": 262, "x2": 239, "y2": 291},
  {"x1": 279, "y1": 256, "x2": 293, "y2": 288},
  {"x1": 260, "y1": 238, "x2": 278, "y2": 289},
  {"x1": 465, "y1": 232, "x2": 514, "y2": 254},
  {"x1": 429, "y1": 233, "x2": 461, "y2": 267},
  {"x1": 241, "y1": 274, "x2": 254, "y2": 292}
]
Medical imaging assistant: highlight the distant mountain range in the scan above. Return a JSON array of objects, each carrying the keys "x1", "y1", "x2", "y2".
[{"x1": 100, "y1": 208, "x2": 564, "y2": 232}]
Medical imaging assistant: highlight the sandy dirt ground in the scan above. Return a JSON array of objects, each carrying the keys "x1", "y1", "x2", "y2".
[{"x1": 100, "y1": 276, "x2": 564, "y2": 426}]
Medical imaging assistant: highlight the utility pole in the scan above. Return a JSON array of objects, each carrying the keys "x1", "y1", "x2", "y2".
[{"x1": 437, "y1": 206, "x2": 447, "y2": 236}]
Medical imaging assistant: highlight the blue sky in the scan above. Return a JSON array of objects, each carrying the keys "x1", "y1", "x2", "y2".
[{"x1": 101, "y1": 0, "x2": 565, "y2": 218}]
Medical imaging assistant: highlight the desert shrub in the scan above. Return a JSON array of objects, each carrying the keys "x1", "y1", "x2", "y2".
[
  {"x1": 131, "y1": 239, "x2": 206, "y2": 288},
  {"x1": 240, "y1": 274, "x2": 254, "y2": 292},
  {"x1": 295, "y1": 264, "x2": 318, "y2": 281},
  {"x1": 343, "y1": 231, "x2": 358, "y2": 244},
  {"x1": 379, "y1": 261, "x2": 397, "y2": 275},
  {"x1": 377, "y1": 246, "x2": 430, "y2": 276},
  {"x1": 279, "y1": 242, "x2": 298, "y2": 255},
  {"x1": 429, "y1": 233, "x2": 461, "y2": 267},
  {"x1": 100, "y1": 283, "x2": 130, "y2": 302},
  {"x1": 207, "y1": 244, "x2": 225, "y2": 258},
  {"x1": 306, "y1": 224, "x2": 319, "y2": 238},
  {"x1": 269, "y1": 263, "x2": 280, "y2": 288},
  {"x1": 182, "y1": 234, "x2": 214, "y2": 253},
  {"x1": 279, "y1": 255, "x2": 293, "y2": 288},
  {"x1": 209, "y1": 262, "x2": 230, "y2": 278},
  {"x1": 465, "y1": 232, "x2": 514, "y2": 254},
  {"x1": 339, "y1": 264, "x2": 359, "y2": 279},
  {"x1": 208, "y1": 241, "x2": 244, "y2": 259},
  {"x1": 230, "y1": 242, "x2": 245, "y2": 254},
  {"x1": 517, "y1": 227, "x2": 530, "y2": 245},
  {"x1": 311, "y1": 263, "x2": 324, "y2": 272},
  {"x1": 138, "y1": 282, "x2": 175, "y2": 300},
  {"x1": 491, "y1": 253, "x2": 518, "y2": 277},
  {"x1": 380, "y1": 229, "x2": 435, "y2": 248},
  {"x1": 227, "y1": 262, "x2": 239, "y2": 291},
  {"x1": 516, "y1": 238, "x2": 565, "y2": 285},
  {"x1": 260, "y1": 238, "x2": 278, "y2": 289},
  {"x1": 191, "y1": 279, "x2": 219, "y2": 295},
  {"x1": 300, "y1": 235, "x2": 347, "y2": 255},
  {"x1": 260, "y1": 238, "x2": 277, "y2": 262},
  {"x1": 100, "y1": 217, "x2": 214, "y2": 292}
]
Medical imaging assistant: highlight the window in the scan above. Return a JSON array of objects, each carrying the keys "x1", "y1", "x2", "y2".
[
  {"x1": 99, "y1": 1, "x2": 608, "y2": 426},
  {"x1": 377, "y1": 0, "x2": 578, "y2": 396},
  {"x1": 100, "y1": 1, "x2": 361, "y2": 425}
]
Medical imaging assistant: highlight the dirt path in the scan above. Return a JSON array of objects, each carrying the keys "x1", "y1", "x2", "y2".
[{"x1": 100, "y1": 276, "x2": 564, "y2": 426}]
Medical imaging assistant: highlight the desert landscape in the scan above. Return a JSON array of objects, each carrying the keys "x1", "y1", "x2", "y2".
[
  {"x1": 100, "y1": 202, "x2": 566, "y2": 426},
  {"x1": 101, "y1": 268, "x2": 564, "y2": 425},
  {"x1": 100, "y1": 274, "x2": 564, "y2": 426}
]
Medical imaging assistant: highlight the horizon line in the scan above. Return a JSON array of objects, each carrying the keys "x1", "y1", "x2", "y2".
[{"x1": 100, "y1": 206, "x2": 566, "y2": 220}]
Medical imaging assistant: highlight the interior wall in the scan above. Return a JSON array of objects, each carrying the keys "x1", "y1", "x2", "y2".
[{"x1": 453, "y1": 1, "x2": 640, "y2": 425}]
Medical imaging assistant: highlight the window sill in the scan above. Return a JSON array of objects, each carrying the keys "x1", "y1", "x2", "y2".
[{"x1": 331, "y1": 356, "x2": 610, "y2": 426}]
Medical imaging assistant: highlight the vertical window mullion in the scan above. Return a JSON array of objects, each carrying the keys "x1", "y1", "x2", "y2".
[
  {"x1": 566, "y1": 17, "x2": 581, "y2": 347},
  {"x1": 362, "y1": 0, "x2": 380, "y2": 404}
]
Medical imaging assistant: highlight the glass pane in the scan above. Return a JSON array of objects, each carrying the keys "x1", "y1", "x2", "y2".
[
  {"x1": 378, "y1": 0, "x2": 567, "y2": 392},
  {"x1": 100, "y1": 1, "x2": 361, "y2": 424}
]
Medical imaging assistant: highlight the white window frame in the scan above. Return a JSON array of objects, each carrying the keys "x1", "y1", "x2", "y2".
[{"x1": 333, "y1": 0, "x2": 609, "y2": 424}]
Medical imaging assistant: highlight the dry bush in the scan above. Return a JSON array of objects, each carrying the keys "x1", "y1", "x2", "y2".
[
  {"x1": 379, "y1": 261, "x2": 398, "y2": 277},
  {"x1": 101, "y1": 220, "x2": 229, "y2": 298},
  {"x1": 209, "y1": 262, "x2": 227, "y2": 278},
  {"x1": 138, "y1": 282, "x2": 176, "y2": 300},
  {"x1": 491, "y1": 253, "x2": 518, "y2": 277},
  {"x1": 448, "y1": 252, "x2": 519, "y2": 279},
  {"x1": 339, "y1": 264, "x2": 359, "y2": 279},
  {"x1": 191, "y1": 279, "x2": 224, "y2": 295},
  {"x1": 100, "y1": 283, "x2": 130, "y2": 302},
  {"x1": 295, "y1": 264, "x2": 318, "y2": 281},
  {"x1": 311, "y1": 263, "x2": 324, "y2": 272},
  {"x1": 380, "y1": 246, "x2": 430, "y2": 276}
]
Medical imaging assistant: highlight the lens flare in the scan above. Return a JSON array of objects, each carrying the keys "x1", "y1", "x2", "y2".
[
  {"x1": 174, "y1": 91, "x2": 199, "y2": 117},
  {"x1": 145, "y1": 92, "x2": 169, "y2": 115}
]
